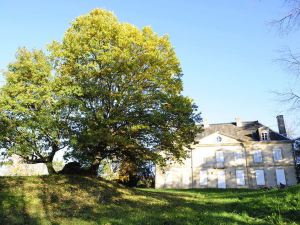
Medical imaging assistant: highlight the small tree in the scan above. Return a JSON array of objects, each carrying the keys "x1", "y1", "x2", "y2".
[
  {"x1": 0, "y1": 48, "x2": 69, "y2": 174},
  {"x1": 271, "y1": 0, "x2": 300, "y2": 182},
  {"x1": 50, "y1": 9, "x2": 201, "y2": 174},
  {"x1": 272, "y1": 1, "x2": 300, "y2": 111},
  {"x1": 118, "y1": 159, "x2": 154, "y2": 187}
]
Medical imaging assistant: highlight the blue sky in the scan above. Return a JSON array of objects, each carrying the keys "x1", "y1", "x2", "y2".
[{"x1": 1, "y1": 0, "x2": 299, "y2": 135}]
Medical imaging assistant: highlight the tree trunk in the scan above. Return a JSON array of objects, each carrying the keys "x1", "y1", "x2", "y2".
[
  {"x1": 87, "y1": 161, "x2": 100, "y2": 176},
  {"x1": 46, "y1": 162, "x2": 57, "y2": 175}
]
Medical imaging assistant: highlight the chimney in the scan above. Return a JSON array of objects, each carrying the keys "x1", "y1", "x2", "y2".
[
  {"x1": 235, "y1": 117, "x2": 242, "y2": 127},
  {"x1": 276, "y1": 115, "x2": 287, "y2": 137}
]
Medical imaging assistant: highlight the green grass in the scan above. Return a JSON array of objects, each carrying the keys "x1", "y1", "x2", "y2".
[{"x1": 0, "y1": 176, "x2": 299, "y2": 225}]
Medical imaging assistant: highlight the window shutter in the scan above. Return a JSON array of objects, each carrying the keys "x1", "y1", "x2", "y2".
[
  {"x1": 236, "y1": 170, "x2": 245, "y2": 186},
  {"x1": 216, "y1": 151, "x2": 224, "y2": 163},
  {"x1": 217, "y1": 170, "x2": 226, "y2": 188},
  {"x1": 253, "y1": 150, "x2": 262, "y2": 163},
  {"x1": 273, "y1": 149, "x2": 282, "y2": 161},
  {"x1": 255, "y1": 169, "x2": 265, "y2": 185},
  {"x1": 199, "y1": 170, "x2": 208, "y2": 186},
  {"x1": 276, "y1": 169, "x2": 286, "y2": 185}
]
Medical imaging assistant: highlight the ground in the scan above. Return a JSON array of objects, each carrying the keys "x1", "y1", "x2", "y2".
[{"x1": 0, "y1": 175, "x2": 299, "y2": 225}]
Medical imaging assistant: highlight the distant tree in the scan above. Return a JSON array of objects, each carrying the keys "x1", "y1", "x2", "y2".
[
  {"x1": 272, "y1": 1, "x2": 300, "y2": 111},
  {"x1": 272, "y1": 1, "x2": 300, "y2": 181},
  {"x1": 50, "y1": 9, "x2": 201, "y2": 175},
  {"x1": 0, "y1": 48, "x2": 69, "y2": 174},
  {"x1": 272, "y1": 0, "x2": 300, "y2": 33}
]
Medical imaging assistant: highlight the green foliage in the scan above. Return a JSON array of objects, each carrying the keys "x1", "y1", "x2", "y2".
[
  {"x1": 0, "y1": 9, "x2": 201, "y2": 175},
  {"x1": 50, "y1": 9, "x2": 201, "y2": 172},
  {"x1": 98, "y1": 159, "x2": 119, "y2": 180},
  {"x1": 0, "y1": 175, "x2": 300, "y2": 225},
  {"x1": 0, "y1": 48, "x2": 69, "y2": 173}
]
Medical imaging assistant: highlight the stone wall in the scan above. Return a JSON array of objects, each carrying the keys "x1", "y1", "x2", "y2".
[{"x1": 0, "y1": 155, "x2": 48, "y2": 176}]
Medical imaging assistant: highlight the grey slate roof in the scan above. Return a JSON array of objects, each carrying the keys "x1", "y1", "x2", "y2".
[{"x1": 196, "y1": 121, "x2": 291, "y2": 142}]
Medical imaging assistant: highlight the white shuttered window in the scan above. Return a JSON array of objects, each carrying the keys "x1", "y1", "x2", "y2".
[
  {"x1": 236, "y1": 170, "x2": 245, "y2": 186},
  {"x1": 255, "y1": 169, "x2": 265, "y2": 185},
  {"x1": 253, "y1": 150, "x2": 263, "y2": 163},
  {"x1": 273, "y1": 148, "x2": 283, "y2": 161},
  {"x1": 276, "y1": 169, "x2": 286, "y2": 185},
  {"x1": 217, "y1": 170, "x2": 226, "y2": 188},
  {"x1": 216, "y1": 151, "x2": 224, "y2": 163},
  {"x1": 234, "y1": 151, "x2": 244, "y2": 161},
  {"x1": 199, "y1": 170, "x2": 208, "y2": 186}
]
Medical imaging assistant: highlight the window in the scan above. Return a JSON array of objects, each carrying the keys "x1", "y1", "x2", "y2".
[
  {"x1": 261, "y1": 132, "x2": 269, "y2": 141},
  {"x1": 216, "y1": 151, "x2": 224, "y2": 163},
  {"x1": 165, "y1": 171, "x2": 172, "y2": 185},
  {"x1": 273, "y1": 148, "x2": 283, "y2": 161},
  {"x1": 255, "y1": 169, "x2": 265, "y2": 186},
  {"x1": 236, "y1": 170, "x2": 245, "y2": 186},
  {"x1": 276, "y1": 169, "x2": 286, "y2": 185},
  {"x1": 199, "y1": 170, "x2": 208, "y2": 186},
  {"x1": 217, "y1": 170, "x2": 226, "y2": 188},
  {"x1": 253, "y1": 150, "x2": 263, "y2": 163},
  {"x1": 234, "y1": 151, "x2": 244, "y2": 161},
  {"x1": 296, "y1": 156, "x2": 300, "y2": 165}
]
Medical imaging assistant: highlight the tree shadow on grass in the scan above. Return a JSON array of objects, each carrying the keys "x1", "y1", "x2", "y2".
[
  {"x1": 2, "y1": 175, "x2": 298, "y2": 225},
  {"x1": 35, "y1": 175, "x2": 276, "y2": 225},
  {"x1": 38, "y1": 175, "x2": 126, "y2": 224},
  {"x1": 0, "y1": 177, "x2": 41, "y2": 225}
]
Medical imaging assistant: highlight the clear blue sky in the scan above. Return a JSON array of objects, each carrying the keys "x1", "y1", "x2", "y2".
[{"x1": 1, "y1": 0, "x2": 299, "y2": 135}]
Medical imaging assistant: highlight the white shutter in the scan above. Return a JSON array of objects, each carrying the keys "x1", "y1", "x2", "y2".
[
  {"x1": 253, "y1": 150, "x2": 262, "y2": 163},
  {"x1": 183, "y1": 172, "x2": 190, "y2": 185},
  {"x1": 216, "y1": 151, "x2": 224, "y2": 163},
  {"x1": 199, "y1": 170, "x2": 208, "y2": 186},
  {"x1": 236, "y1": 170, "x2": 245, "y2": 186},
  {"x1": 273, "y1": 149, "x2": 283, "y2": 161},
  {"x1": 276, "y1": 169, "x2": 286, "y2": 185},
  {"x1": 165, "y1": 171, "x2": 172, "y2": 185},
  {"x1": 217, "y1": 170, "x2": 226, "y2": 188},
  {"x1": 255, "y1": 169, "x2": 265, "y2": 185}
]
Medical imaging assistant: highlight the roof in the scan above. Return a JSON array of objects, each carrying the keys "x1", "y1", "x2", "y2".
[{"x1": 196, "y1": 121, "x2": 291, "y2": 142}]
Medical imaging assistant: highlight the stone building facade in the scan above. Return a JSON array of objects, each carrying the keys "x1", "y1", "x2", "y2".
[{"x1": 155, "y1": 115, "x2": 298, "y2": 189}]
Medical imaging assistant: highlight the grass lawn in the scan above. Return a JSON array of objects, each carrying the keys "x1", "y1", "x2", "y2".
[{"x1": 0, "y1": 175, "x2": 299, "y2": 225}]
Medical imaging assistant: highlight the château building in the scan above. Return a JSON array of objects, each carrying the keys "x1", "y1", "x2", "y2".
[{"x1": 155, "y1": 115, "x2": 298, "y2": 189}]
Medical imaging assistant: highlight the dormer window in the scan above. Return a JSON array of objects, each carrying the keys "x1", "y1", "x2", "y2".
[
  {"x1": 261, "y1": 131, "x2": 269, "y2": 141},
  {"x1": 258, "y1": 127, "x2": 270, "y2": 141}
]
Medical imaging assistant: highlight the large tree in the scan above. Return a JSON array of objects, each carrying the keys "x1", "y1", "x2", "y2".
[
  {"x1": 0, "y1": 48, "x2": 69, "y2": 174},
  {"x1": 50, "y1": 9, "x2": 201, "y2": 174}
]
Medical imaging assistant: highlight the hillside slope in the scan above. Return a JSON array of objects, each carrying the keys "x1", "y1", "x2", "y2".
[{"x1": 0, "y1": 175, "x2": 299, "y2": 225}]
